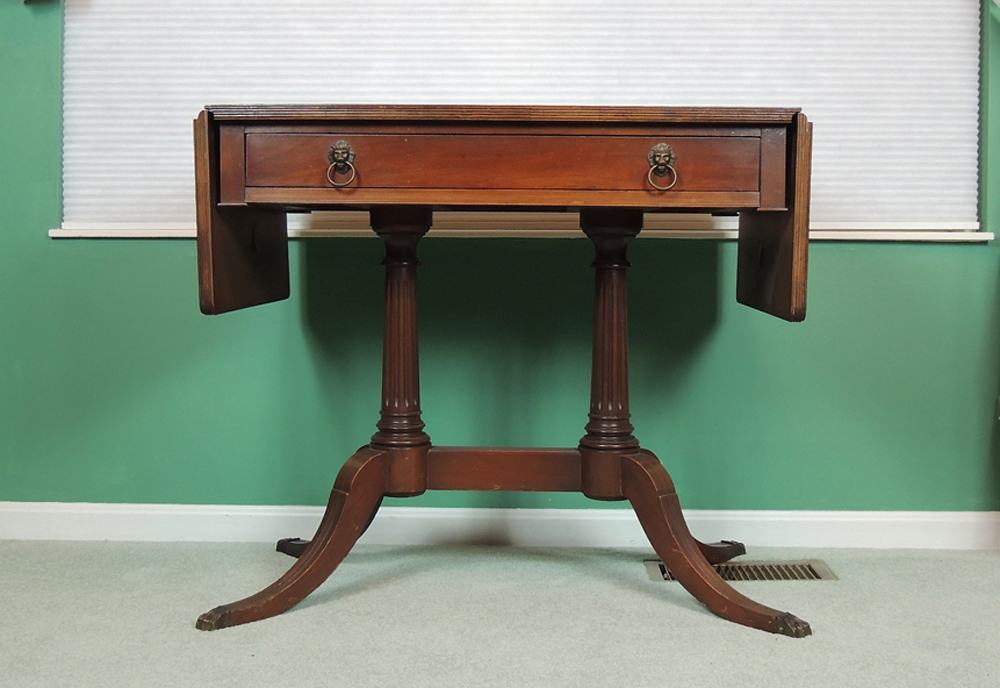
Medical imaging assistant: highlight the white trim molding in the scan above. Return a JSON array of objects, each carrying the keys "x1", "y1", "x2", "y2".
[
  {"x1": 49, "y1": 215, "x2": 993, "y2": 243},
  {"x1": 2, "y1": 503, "x2": 998, "y2": 551}
]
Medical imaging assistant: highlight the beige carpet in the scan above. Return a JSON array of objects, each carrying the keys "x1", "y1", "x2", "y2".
[{"x1": 2, "y1": 541, "x2": 998, "y2": 687}]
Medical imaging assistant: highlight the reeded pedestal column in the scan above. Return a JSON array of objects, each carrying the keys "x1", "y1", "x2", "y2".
[
  {"x1": 579, "y1": 208, "x2": 643, "y2": 500},
  {"x1": 370, "y1": 207, "x2": 433, "y2": 497}
]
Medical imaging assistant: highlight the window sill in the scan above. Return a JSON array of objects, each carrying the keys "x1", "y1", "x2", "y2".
[{"x1": 48, "y1": 214, "x2": 992, "y2": 243}]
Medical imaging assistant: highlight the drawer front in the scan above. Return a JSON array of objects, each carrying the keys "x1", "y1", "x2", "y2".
[{"x1": 244, "y1": 133, "x2": 760, "y2": 194}]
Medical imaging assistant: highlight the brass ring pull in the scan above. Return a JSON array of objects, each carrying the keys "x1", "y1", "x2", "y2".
[
  {"x1": 647, "y1": 143, "x2": 678, "y2": 191},
  {"x1": 647, "y1": 164, "x2": 677, "y2": 191},
  {"x1": 326, "y1": 160, "x2": 356, "y2": 187},
  {"x1": 327, "y1": 140, "x2": 357, "y2": 188}
]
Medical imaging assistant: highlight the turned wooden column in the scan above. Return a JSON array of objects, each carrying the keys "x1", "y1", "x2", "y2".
[
  {"x1": 370, "y1": 207, "x2": 433, "y2": 496},
  {"x1": 579, "y1": 208, "x2": 643, "y2": 500}
]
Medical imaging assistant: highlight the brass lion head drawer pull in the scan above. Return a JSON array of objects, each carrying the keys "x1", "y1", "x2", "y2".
[
  {"x1": 326, "y1": 140, "x2": 357, "y2": 187},
  {"x1": 647, "y1": 143, "x2": 678, "y2": 191}
]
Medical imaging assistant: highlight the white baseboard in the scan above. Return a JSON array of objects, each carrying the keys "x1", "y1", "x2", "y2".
[{"x1": 1, "y1": 503, "x2": 998, "y2": 550}]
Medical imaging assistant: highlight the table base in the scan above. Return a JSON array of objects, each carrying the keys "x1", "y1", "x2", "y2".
[{"x1": 195, "y1": 208, "x2": 811, "y2": 638}]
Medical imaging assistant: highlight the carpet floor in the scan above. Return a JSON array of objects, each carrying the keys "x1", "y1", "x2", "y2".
[{"x1": 1, "y1": 541, "x2": 998, "y2": 687}]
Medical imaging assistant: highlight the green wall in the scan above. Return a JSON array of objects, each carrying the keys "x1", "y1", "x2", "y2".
[{"x1": 2, "y1": 2, "x2": 998, "y2": 511}]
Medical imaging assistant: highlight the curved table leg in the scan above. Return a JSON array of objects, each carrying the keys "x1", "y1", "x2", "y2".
[
  {"x1": 277, "y1": 496, "x2": 385, "y2": 559},
  {"x1": 275, "y1": 537, "x2": 310, "y2": 558},
  {"x1": 623, "y1": 450, "x2": 811, "y2": 638},
  {"x1": 196, "y1": 447, "x2": 388, "y2": 630},
  {"x1": 697, "y1": 538, "x2": 747, "y2": 565}
]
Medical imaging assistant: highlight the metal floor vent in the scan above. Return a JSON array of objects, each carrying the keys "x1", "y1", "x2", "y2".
[{"x1": 645, "y1": 559, "x2": 837, "y2": 582}]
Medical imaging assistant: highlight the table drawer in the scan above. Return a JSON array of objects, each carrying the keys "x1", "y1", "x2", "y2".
[{"x1": 244, "y1": 133, "x2": 760, "y2": 194}]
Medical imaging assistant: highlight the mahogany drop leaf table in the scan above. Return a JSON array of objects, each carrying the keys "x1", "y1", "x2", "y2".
[{"x1": 193, "y1": 105, "x2": 813, "y2": 637}]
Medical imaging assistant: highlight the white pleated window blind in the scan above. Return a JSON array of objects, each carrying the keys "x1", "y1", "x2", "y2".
[{"x1": 59, "y1": 0, "x2": 984, "y2": 239}]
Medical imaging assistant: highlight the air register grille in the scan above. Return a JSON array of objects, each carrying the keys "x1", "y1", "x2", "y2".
[{"x1": 645, "y1": 559, "x2": 837, "y2": 582}]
